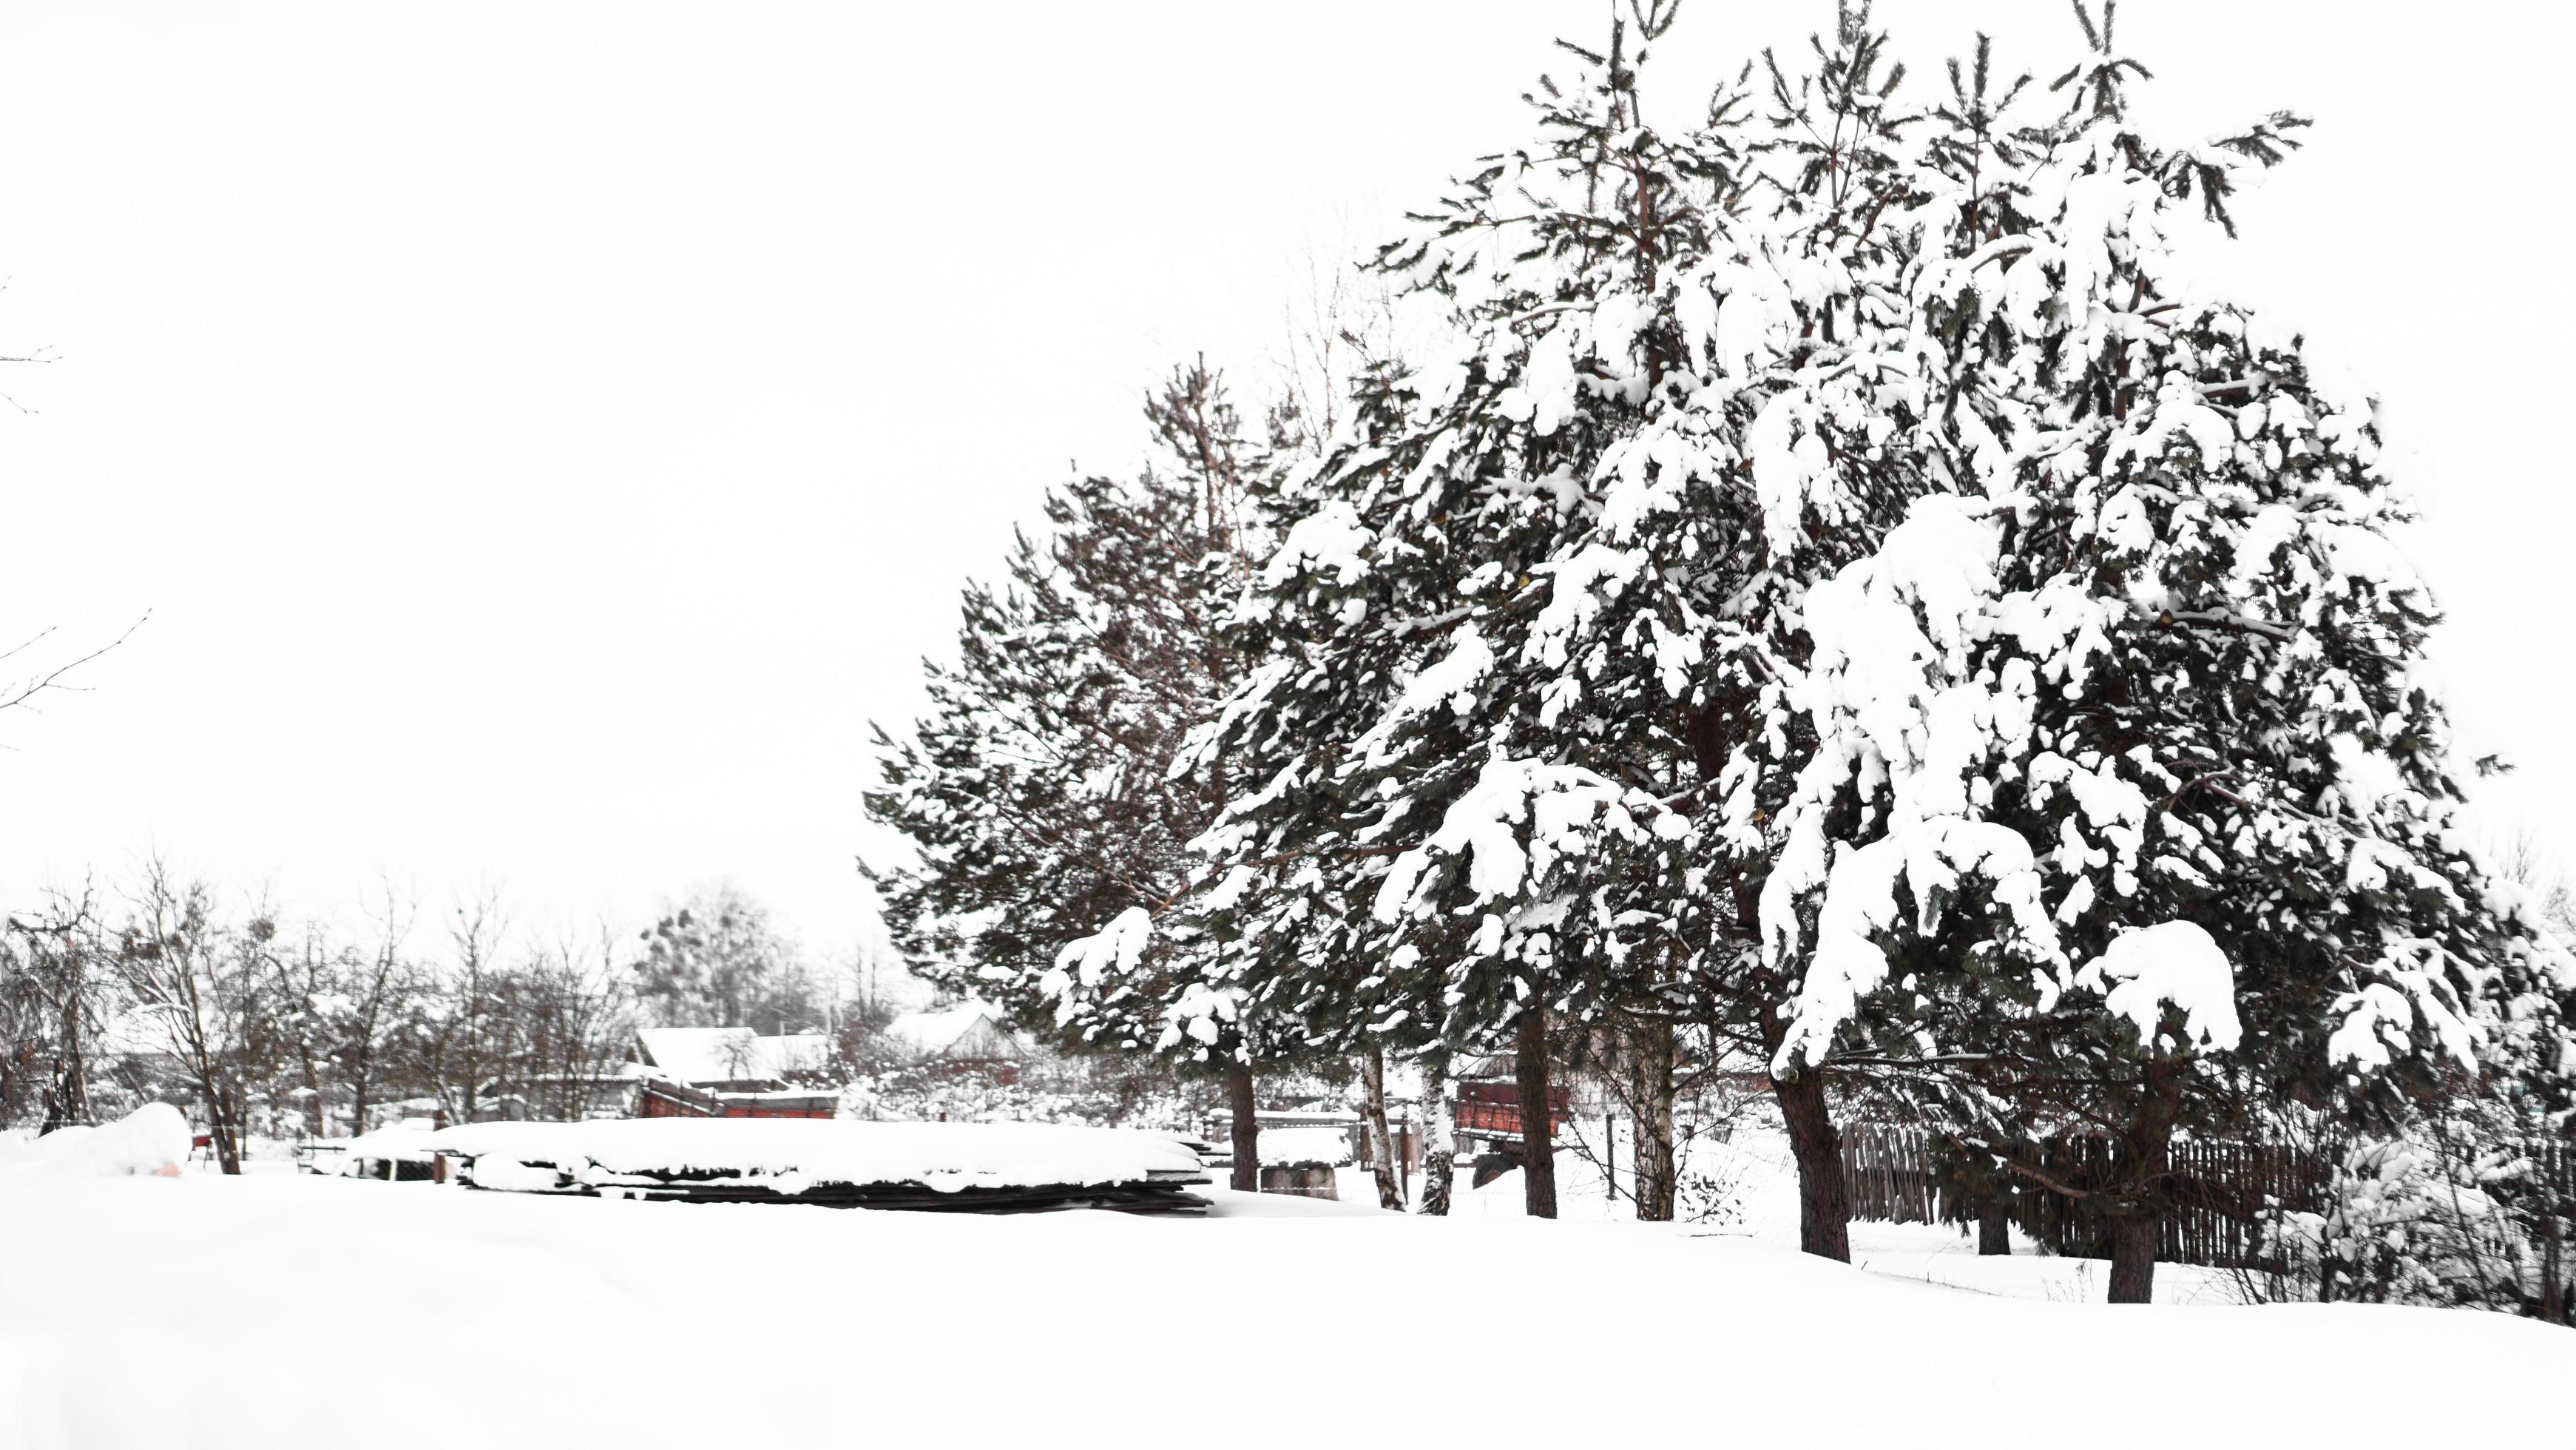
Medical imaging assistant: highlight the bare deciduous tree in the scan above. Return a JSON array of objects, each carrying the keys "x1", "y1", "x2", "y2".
[
  {"x1": 1, "y1": 884, "x2": 112, "y2": 1132},
  {"x1": 115, "y1": 861, "x2": 277, "y2": 1173}
]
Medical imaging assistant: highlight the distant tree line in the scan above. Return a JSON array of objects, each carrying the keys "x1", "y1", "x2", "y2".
[{"x1": 0, "y1": 871, "x2": 887, "y2": 1169}]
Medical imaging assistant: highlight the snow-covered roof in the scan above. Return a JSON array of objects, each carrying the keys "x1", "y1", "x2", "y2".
[
  {"x1": 433, "y1": 1118, "x2": 1203, "y2": 1195},
  {"x1": 884, "y1": 1002, "x2": 1022, "y2": 1059},
  {"x1": 637, "y1": 1028, "x2": 834, "y2": 1086}
]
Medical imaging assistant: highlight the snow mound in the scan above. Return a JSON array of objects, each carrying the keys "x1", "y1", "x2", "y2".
[
  {"x1": 331, "y1": 1122, "x2": 441, "y2": 1171},
  {"x1": 0, "y1": 1104, "x2": 190, "y2": 1180},
  {"x1": 433, "y1": 1117, "x2": 1206, "y2": 1196},
  {"x1": 1256, "y1": 1125, "x2": 1355, "y2": 1168}
]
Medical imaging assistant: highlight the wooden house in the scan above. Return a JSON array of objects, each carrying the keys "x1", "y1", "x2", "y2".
[
  {"x1": 630, "y1": 1027, "x2": 838, "y2": 1119},
  {"x1": 884, "y1": 1002, "x2": 1026, "y2": 1083},
  {"x1": 1451, "y1": 1054, "x2": 1572, "y2": 1167}
]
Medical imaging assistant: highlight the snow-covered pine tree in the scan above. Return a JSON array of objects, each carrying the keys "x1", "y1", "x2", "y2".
[
  {"x1": 1757, "y1": 3, "x2": 2574, "y2": 1301},
  {"x1": 1627, "y1": 1, "x2": 1934, "y2": 1251},
  {"x1": 865, "y1": 362, "x2": 1282, "y2": 1187},
  {"x1": 1399, "y1": 0, "x2": 1947, "y2": 1247},
  {"x1": 1186, "y1": 1, "x2": 1767, "y2": 1221}
]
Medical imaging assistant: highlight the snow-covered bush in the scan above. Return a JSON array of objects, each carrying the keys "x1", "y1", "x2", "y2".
[{"x1": 2257, "y1": 1112, "x2": 2572, "y2": 1319}]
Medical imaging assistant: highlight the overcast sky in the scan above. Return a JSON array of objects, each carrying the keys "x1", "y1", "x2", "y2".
[{"x1": 0, "y1": 1, "x2": 2564, "y2": 961}]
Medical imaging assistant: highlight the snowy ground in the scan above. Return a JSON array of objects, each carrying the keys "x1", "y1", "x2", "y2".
[
  {"x1": 3, "y1": 1129, "x2": 2567, "y2": 1449},
  {"x1": 1436, "y1": 1124, "x2": 2252, "y2": 1305}
]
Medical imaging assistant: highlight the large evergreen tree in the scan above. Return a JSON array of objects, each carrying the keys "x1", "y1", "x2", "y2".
[
  {"x1": 1755, "y1": 3, "x2": 2574, "y2": 1301},
  {"x1": 867, "y1": 363, "x2": 1282, "y2": 1186},
  {"x1": 1186, "y1": 1, "x2": 1771, "y2": 1221},
  {"x1": 1188, "y1": 2, "x2": 1947, "y2": 1247}
]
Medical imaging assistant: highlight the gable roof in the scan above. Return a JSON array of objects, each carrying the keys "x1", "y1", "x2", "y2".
[
  {"x1": 884, "y1": 1002, "x2": 1023, "y2": 1060},
  {"x1": 636, "y1": 1028, "x2": 833, "y2": 1086}
]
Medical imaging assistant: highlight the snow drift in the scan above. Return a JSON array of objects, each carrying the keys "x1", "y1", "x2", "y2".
[{"x1": 0, "y1": 1104, "x2": 189, "y2": 1181}]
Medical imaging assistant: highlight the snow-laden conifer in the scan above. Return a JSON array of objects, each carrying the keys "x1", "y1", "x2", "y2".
[
  {"x1": 1752, "y1": 3, "x2": 2575, "y2": 1301},
  {"x1": 866, "y1": 364, "x2": 1286, "y2": 1185},
  {"x1": 1180, "y1": 2, "x2": 1776, "y2": 1220}
]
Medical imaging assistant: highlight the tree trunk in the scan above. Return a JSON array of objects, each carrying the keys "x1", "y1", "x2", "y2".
[
  {"x1": 1515, "y1": 1008, "x2": 1558, "y2": 1220},
  {"x1": 2541, "y1": 1198, "x2": 2566, "y2": 1326},
  {"x1": 210, "y1": 1090, "x2": 244, "y2": 1176},
  {"x1": 39, "y1": 1014, "x2": 88, "y2": 1134},
  {"x1": 351, "y1": 1030, "x2": 382, "y2": 1135},
  {"x1": 1626, "y1": 1016, "x2": 1678, "y2": 1222},
  {"x1": 1418, "y1": 1051, "x2": 1455, "y2": 1217},
  {"x1": 2106, "y1": 1213, "x2": 2160, "y2": 1303},
  {"x1": 1978, "y1": 1198, "x2": 2012, "y2": 1255},
  {"x1": 2106, "y1": 1066, "x2": 2185, "y2": 1304},
  {"x1": 1771, "y1": 1070, "x2": 1850, "y2": 1261},
  {"x1": 301, "y1": 1059, "x2": 326, "y2": 1138},
  {"x1": 1360, "y1": 1044, "x2": 1404, "y2": 1210},
  {"x1": 1226, "y1": 1061, "x2": 1260, "y2": 1194}
]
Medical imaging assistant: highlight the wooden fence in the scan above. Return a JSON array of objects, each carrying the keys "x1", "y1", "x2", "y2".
[
  {"x1": 1841, "y1": 1128, "x2": 2337, "y2": 1269},
  {"x1": 1843, "y1": 1129, "x2": 2574, "y2": 1318}
]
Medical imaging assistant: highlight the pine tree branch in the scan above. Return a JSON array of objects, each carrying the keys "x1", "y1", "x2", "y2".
[{"x1": 2129, "y1": 600, "x2": 2293, "y2": 641}]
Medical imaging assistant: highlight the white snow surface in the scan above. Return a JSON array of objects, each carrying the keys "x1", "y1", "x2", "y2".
[
  {"x1": 328, "y1": 1122, "x2": 440, "y2": 1168},
  {"x1": 2080, "y1": 920, "x2": 2244, "y2": 1052},
  {"x1": 2, "y1": 1157, "x2": 2565, "y2": 1448},
  {"x1": 0, "y1": 1104, "x2": 189, "y2": 1181},
  {"x1": 431, "y1": 1116, "x2": 1203, "y2": 1193},
  {"x1": 1254, "y1": 1125, "x2": 1355, "y2": 1168}
]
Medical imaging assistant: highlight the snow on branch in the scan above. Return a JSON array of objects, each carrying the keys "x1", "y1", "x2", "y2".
[
  {"x1": 1373, "y1": 758, "x2": 1683, "y2": 927},
  {"x1": 1040, "y1": 906, "x2": 1155, "y2": 1025},
  {"x1": 2077, "y1": 920, "x2": 2242, "y2": 1054}
]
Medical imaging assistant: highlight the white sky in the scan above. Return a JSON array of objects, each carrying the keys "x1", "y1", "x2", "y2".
[{"x1": 0, "y1": 1, "x2": 2566, "y2": 960}]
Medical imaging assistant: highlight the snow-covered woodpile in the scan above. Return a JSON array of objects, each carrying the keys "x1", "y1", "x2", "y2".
[{"x1": 431, "y1": 1118, "x2": 1213, "y2": 1215}]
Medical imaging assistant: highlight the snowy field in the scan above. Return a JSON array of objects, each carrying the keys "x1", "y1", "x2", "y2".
[{"x1": 3, "y1": 1130, "x2": 2568, "y2": 1448}]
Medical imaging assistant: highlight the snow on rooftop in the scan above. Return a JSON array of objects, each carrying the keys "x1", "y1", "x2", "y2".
[
  {"x1": 882, "y1": 1001, "x2": 1021, "y2": 1059},
  {"x1": 433, "y1": 1117, "x2": 1200, "y2": 1195},
  {"x1": 635, "y1": 1027, "x2": 833, "y2": 1085}
]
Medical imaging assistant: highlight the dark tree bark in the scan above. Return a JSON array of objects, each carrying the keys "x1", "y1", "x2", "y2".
[
  {"x1": 1626, "y1": 1016, "x2": 1677, "y2": 1222},
  {"x1": 1978, "y1": 1199, "x2": 2012, "y2": 1255},
  {"x1": 1226, "y1": 1061, "x2": 1260, "y2": 1193},
  {"x1": 204, "y1": 1088, "x2": 245, "y2": 1176},
  {"x1": 2107, "y1": 1212, "x2": 2160, "y2": 1303},
  {"x1": 38, "y1": 1010, "x2": 88, "y2": 1135},
  {"x1": 2106, "y1": 1065, "x2": 2185, "y2": 1304},
  {"x1": 1516, "y1": 1008, "x2": 1558, "y2": 1220},
  {"x1": 1360, "y1": 1044, "x2": 1404, "y2": 1210},
  {"x1": 1772, "y1": 1070, "x2": 1850, "y2": 1261},
  {"x1": 298, "y1": 1059, "x2": 326, "y2": 1139}
]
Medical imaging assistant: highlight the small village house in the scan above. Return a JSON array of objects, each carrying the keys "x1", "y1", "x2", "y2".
[
  {"x1": 631, "y1": 1026, "x2": 838, "y2": 1119},
  {"x1": 882, "y1": 1002, "x2": 1026, "y2": 1082}
]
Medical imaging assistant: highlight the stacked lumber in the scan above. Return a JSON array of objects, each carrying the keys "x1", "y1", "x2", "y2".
[{"x1": 429, "y1": 1118, "x2": 1213, "y2": 1215}]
